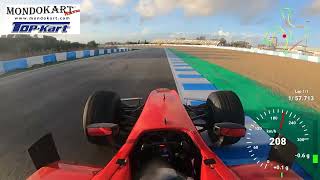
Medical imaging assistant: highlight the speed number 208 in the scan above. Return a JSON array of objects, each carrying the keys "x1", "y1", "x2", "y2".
[{"x1": 269, "y1": 137, "x2": 287, "y2": 146}]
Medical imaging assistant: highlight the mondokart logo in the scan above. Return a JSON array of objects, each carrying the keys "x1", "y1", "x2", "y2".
[
  {"x1": 12, "y1": 22, "x2": 70, "y2": 33},
  {"x1": 1, "y1": 4, "x2": 80, "y2": 34},
  {"x1": 6, "y1": 6, "x2": 76, "y2": 15}
]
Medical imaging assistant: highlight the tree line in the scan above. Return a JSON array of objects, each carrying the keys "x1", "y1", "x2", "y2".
[
  {"x1": 0, "y1": 34, "x2": 98, "y2": 60},
  {"x1": 219, "y1": 38, "x2": 252, "y2": 48}
]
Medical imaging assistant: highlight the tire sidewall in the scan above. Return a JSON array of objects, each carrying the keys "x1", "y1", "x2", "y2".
[{"x1": 206, "y1": 91, "x2": 245, "y2": 145}]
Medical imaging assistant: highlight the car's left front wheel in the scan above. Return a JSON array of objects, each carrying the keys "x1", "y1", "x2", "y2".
[{"x1": 82, "y1": 91, "x2": 121, "y2": 145}]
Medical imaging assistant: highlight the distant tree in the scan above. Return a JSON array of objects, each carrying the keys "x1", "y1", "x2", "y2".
[
  {"x1": 43, "y1": 35, "x2": 56, "y2": 40},
  {"x1": 219, "y1": 38, "x2": 227, "y2": 46},
  {"x1": 71, "y1": 42, "x2": 82, "y2": 48},
  {"x1": 87, "y1": 40, "x2": 98, "y2": 48},
  {"x1": 0, "y1": 35, "x2": 93, "y2": 60},
  {"x1": 15, "y1": 34, "x2": 32, "y2": 39}
]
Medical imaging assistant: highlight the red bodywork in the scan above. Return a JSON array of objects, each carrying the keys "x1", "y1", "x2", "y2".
[{"x1": 28, "y1": 89, "x2": 301, "y2": 180}]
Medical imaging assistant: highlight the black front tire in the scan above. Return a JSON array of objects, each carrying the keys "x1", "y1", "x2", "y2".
[
  {"x1": 82, "y1": 91, "x2": 121, "y2": 145},
  {"x1": 206, "y1": 91, "x2": 245, "y2": 145}
]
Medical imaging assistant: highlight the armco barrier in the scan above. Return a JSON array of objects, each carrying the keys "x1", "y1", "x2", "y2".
[{"x1": 0, "y1": 47, "x2": 131, "y2": 75}]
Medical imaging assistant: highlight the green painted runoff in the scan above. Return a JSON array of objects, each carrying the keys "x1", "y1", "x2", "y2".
[{"x1": 170, "y1": 48, "x2": 320, "y2": 178}]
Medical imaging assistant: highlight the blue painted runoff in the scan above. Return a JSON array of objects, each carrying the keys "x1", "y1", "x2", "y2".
[
  {"x1": 190, "y1": 100, "x2": 206, "y2": 106},
  {"x1": 182, "y1": 83, "x2": 217, "y2": 90},
  {"x1": 292, "y1": 163, "x2": 312, "y2": 180},
  {"x1": 177, "y1": 74, "x2": 203, "y2": 78}
]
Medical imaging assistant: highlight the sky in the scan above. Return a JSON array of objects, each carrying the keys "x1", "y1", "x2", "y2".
[{"x1": 1, "y1": 0, "x2": 320, "y2": 47}]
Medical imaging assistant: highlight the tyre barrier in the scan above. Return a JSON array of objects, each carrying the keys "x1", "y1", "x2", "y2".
[{"x1": 0, "y1": 47, "x2": 132, "y2": 75}]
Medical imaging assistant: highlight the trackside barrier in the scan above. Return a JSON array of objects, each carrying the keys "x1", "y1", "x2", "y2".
[
  {"x1": 0, "y1": 47, "x2": 130, "y2": 75},
  {"x1": 127, "y1": 44, "x2": 320, "y2": 63}
]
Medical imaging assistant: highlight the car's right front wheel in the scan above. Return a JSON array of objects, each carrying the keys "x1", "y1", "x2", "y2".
[{"x1": 206, "y1": 90, "x2": 245, "y2": 145}]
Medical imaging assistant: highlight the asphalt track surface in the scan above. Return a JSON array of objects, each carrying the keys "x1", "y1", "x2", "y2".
[{"x1": 0, "y1": 48, "x2": 176, "y2": 180}]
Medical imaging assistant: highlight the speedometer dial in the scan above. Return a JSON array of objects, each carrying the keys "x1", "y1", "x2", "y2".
[{"x1": 246, "y1": 108, "x2": 312, "y2": 172}]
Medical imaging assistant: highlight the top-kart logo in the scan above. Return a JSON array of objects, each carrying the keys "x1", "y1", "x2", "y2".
[
  {"x1": 12, "y1": 22, "x2": 70, "y2": 33},
  {"x1": 1, "y1": 4, "x2": 80, "y2": 34}
]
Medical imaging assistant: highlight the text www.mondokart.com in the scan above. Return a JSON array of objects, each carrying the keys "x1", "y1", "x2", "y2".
[{"x1": 15, "y1": 16, "x2": 70, "y2": 20}]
